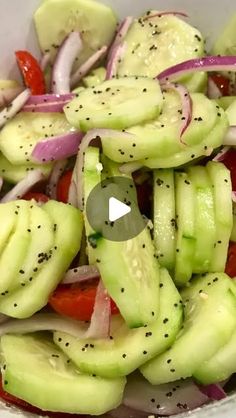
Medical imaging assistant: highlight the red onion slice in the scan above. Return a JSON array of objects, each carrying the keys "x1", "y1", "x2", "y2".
[
  {"x1": 208, "y1": 77, "x2": 223, "y2": 99},
  {"x1": 161, "y1": 82, "x2": 192, "y2": 138},
  {"x1": 68, "y1": 175, "x2": 78, "y2": 207},
  {"x1": 213, "y1": 146, "x2": 230, "y2": 162},
  {"x1": 232, "y1": 191, "x2": 236, "y2": 203},
  {"x1": 106, "y1": 43, "x2": 126, "y2": 80},
  {"x1": 223, "y1": 126, "x2": 236, "y2": 146},
  {"x1": 0, "y1": 313, "x2": 87, "y2": 338},
  {"x1": 40, "y1": 53, "x2": 51, "y2": 72},
  {"x1": 62, "y1": 265, "x2": 100, "y2": 285},
  {"x1": 85, "y1": 279, "x2": 111, "y2": 339},
  {"x1": 108, "y1": 16, "x2": 133, "y2": 61},
  {"x1": 0, "y1": 86, "x2": 24, "y2": 108},
  {"x1": 123, "y1": 373, "x2": 209, "y2": 416},
  {"x1": 71, "y1": 46, "x2": 108, "y2": 88},
  {"x1": 0, "y1": 88, "x2": 30, "y2": 129},
  {"x1": 0, "y1": 177, "x2": 3, "y2": 193},
  {"x1": 199, "y1": 384, "x2": 227, "y2": 401},
  {"x1": 52, "y1": 32, "x2": 83, "y2": 94},
  {"x1": 0, "y1": 170, "x2": 45, "y2": 203},
  {"x1": 157, "y1": 56, "x2": 236, "y2": 83},
  {"x1": 46, "y1": 159, "x2": 68, "y2": 199},
  {"x1": 143, "y1": 11, "x2": 188, "y2": 21},
  {"x1": 23, "y1": 93, "x2": 74, "y2": 113},
  {"x1": 31, "y1": 131, "x2": 84, "y2": 163},
  {"x1": 109, "y1": 405, "x2": 146, "y2": 418}
]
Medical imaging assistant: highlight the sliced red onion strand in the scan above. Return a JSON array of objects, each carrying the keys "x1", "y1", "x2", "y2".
[
  {"x1": 119, "y1": 162, "x2": 145, "y2": 175},
  {"x1": 123, "y1": 373, "x2": 208, "y2": 416},
  {"x1": 0, "y1": 177, "x2": 3, "y2": 193},
  {"x1": 52, "y1": 32, "x2": 83, "y2": 94},
  {"x1": 0, "y1": 170, "x2": 45, "y2": 203},
  {"x1": 0, "y1": 313, "x2": 87, "y2": 338},
  {"x1": 62, "y1": 265, "x2": 100, "y2": 285},
  {"x1": 108, "y1": 16, "x2": 133, "y2": 61},
  {"x1": 46, "y1": 159, "x2": 68, "y2": 199},
  {"x1": 232, "y1": 191, "x2": 236, "y2": 203},
  {"x1": 23, "y1": 93, "x2": 74, "y2": 113},
  {"x1": 71, "y1": 46, "x2": 108, "y2": 88},
  {"x1": 213, "y1": 146, "x2": 230, "y2": 162},
  {"x1": 106, "y1": 43, "x2": 126, "y2": 80},
  {"x1": 68, "y1": 175, "x2": 78, "y2": 207},
  {"x1": 85, "y1": 279, "x2": 111, "y2": 339},
  {"x1": 109, "y1": 405, "x2": 146, "y2": 418},
  {"x1": 161, "y1": 82, "x2": 192, "y2": 139},
  {"x1": 40, "y1": 53, "x2": 51, "y2": 72},
  {"x1": 207, "y1": 77, "x2": 223, "y2": 99},
  {"x1": 157, "y1": 56, "x2": 236, "y2": 83},
  {"x1": 0, "y1": 86, "x2": 24, "y2": 108},
  {"x1": 0, "y1": 313, "x2": 9, "y2": 324},
  {"x1": 223, "y1": 126, "x2": 236, "y2": 146},
  {"x1": 31, "y1": 130, "x2": 84, "y2": 164},
  {"x1": 0, "y1": 88, "x2": 30, "y2": 129},
  {"x1": 143, "y1": 11, "x2": 188, "y2": 21},
  {"x1": 199, "y1": 384, "x2": 227, "y2": 401}
]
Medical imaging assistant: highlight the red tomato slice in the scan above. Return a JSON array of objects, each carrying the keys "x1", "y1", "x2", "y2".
[
  {"x1": 15, "y1": 50, "x2": 46, "y2": 95},
  {"x1": 23, "y1": 192, "x2": 49, "y2": 203},
  {"x1": 0, "y1": 377, "x2": 87, "y2": 418},
  {"x1": 57, "y1": 170, "x2": 73, "y2": 203},
  {"x1": 220, "y1": 149, "x2": 236, "y2": 191},
  {"x1": 210, "y1": 74, "x2": 230, "y2": 96},
  {"x1": 225, "y1": 242, "x2": 236, "y2": 278},
  {"x1": 49, "y1": 283, "x2": 119, "y2": 321}
]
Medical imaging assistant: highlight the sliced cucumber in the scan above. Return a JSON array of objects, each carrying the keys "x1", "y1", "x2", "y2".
[
  {"x1": 0, "y1": 202, "x2": 83, "y2": 318},
  {"x1": 101, "y1": 92, "x2": 218, "y2": 163},
  {"x1": 183, "y1": 72, "x2": 207, "y2": 94},
  {"x1": 0, "y1": 202, "x2": 18, "y2": 257},
  {"x1": 1, "y1": 334, "x2": 125, "y2": 415},
  {"x1": 153, "y1": 169, "x2": 176, "y2": 271},
  {"x1": 0, "y1": 153, "x2": 52, "y2": 184},
  {"x1": 231, "y1": 203, "x2": 236, "y2": 242},
  {"x1": 187, "y1": 166, "x2": 216, "y2": 274},
  {"x1": 226, "y1": 99, "x2": 236, "y2": 125},
  {"x1": 206, "y1": 161, "x2": 233, "y2": 272},
  {"x1": 54, "y1": 268, "x2": 183, "y2": 378},
  {"x1": 64, "y1": 77, "x2": 163, "y2": 132},
  {"x1": 117, "y1": 13, "x2": 204, "y2": 79},
  {"x1": 194, "y1": 327, "x2": 236, "y2": 384},
  {"x1": 174, "y1": 172, "x2": 196, "y2": 285},
  {"x1": 216, "y1": 96, "x2": 236, "y2": 111},
  {"x1": 82, "y1": 67, "x2": 106, "y2": 88},
  {"x1": 212, "y1": 14, "x2": 236, "y2": 56},
  {"x1": 141, "y1": 273, "x2": 236, "y2": 384},
  {"x1": 0, "y1": 112, "x2": 72, "y2": 165},
  {"x1": 0, "y1": 80, "x2": 19, "y2": 89},
  {"x1": 34, "y1": 0, "x2": 117, "y2": 70}
]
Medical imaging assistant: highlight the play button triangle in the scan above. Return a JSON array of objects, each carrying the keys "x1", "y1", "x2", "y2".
[{"x1": 109, "y1": 197, "x2": 131, "y2": 222}]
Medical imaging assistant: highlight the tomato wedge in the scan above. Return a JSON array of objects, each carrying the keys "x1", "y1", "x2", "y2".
[
  {"x1": 0, "y1": 377, "x2": 87, "y2": 418},
  {"x1": 23, "y1": 192, "x2": 49, "y2": 203},
  {"x1": 15, "y1": 50, "x2": 46, "y2": 95},
  {"x1": 225, "y1": 242, "x2": 236, "y2": 278},
  {"x1": 49, "y1": 283, "x2": 119, "y2": 321},
  {"x1": 57, "y1": 170, "x2": 73, "y2": 203},
  {"x1": 209, "y1": 74, "x2": 230, "y2": 96}
]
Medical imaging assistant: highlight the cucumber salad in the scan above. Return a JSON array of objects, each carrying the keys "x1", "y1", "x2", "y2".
[{"x1": 2, "y1": 0, "x2": 236, "y2": 416}]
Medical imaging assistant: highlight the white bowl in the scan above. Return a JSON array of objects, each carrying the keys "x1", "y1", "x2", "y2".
[{"x1": 1, "y1": 0, "x2": 236, "y2": 417}]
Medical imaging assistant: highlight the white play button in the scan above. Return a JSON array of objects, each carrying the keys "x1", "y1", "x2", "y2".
[{"x1": 109, "y1": 197, "x2": 131, "y2": 222}]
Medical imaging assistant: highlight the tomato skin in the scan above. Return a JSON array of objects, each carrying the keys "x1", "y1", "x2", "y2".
[
  {"x1": 15, "y1": 51, "x2": 46, "y2": 95},
  {"x1": 49, "y1": 283, "x2": 119, "y2": 321},
  {"x1": 0, "y1": 377, "x2": 87, "y2": 418},
  {"x1": 23, "y1": 192, "x2": 49, "y2": 203},
  {"x1": 57, "y1": 170, "x2": 73, "y2": 203},
  {"x1": 225, "y1": 242, "x2": 236, "y2": 278},
  {"x1": 220, "y1": 149, "x2": 236, "y2": 191},
  {"x1": 210, "y1": 74, "x2": 230, "y2": 96}
]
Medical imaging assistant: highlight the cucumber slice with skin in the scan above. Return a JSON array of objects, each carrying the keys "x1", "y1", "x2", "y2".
[
  {"x1": 0, "y1": 202, "x2": 83, "y2": 318},
  {"x1": 140, "y1": 273, "x2": 236, "y2": 385},
  {"x1": 34, "y1": 0, "x2": 117, "y2": 70},
  {"x1": 187, "y1": 166, "x2": 216, "y2": 274},
  {"x1": 206, "y1": 161, "x2": 233, "y2": 272},
  {"x1": 0, "y1": 202, "x2": 18, "y2": 257},
  {"x1": 212, "y1": 14, "x2": 236, "y2": 56},
  {"x1": 0, "y1": 112, "x2": 72, "y2": 165},
  {"x1": 194, "y1": 326, "x2": 236, "y2": 384},
  {"x1": 153, "y1": 169, "x2": 176, "y2": 271},
  {"x1": 54, "y1": 268, "x2": 183, "y2": 378},
  {"x1": 82, "y1": 67, "x2": 106, "y2": 88},
  {"x1": 231, "y1": 204, "x2": 236, "y2": 242},
  {"x1": 117, "y1": 13, "x2": 204, "y2": 79},
  {"x1": 174, "y1": 172, "x2": 196, "y2": 286},
  {"x1": 64, "y1": 77, "x2": 163, "y2": 132},
  {"x1": 1, "y1": 334, "x2": 125, "y2": 415},
  {"x1": 0, "y1": 153, "x2": 52, "y2": 184},
  {"x1": 101, "y1": 92, "x2": 218, "y2": 163}
]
